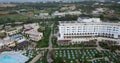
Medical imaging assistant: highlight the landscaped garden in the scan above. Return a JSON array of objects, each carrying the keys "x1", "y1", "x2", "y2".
[
  {"x1": 35, "y1": 50, "x2": 48, "y2": 63},
  {"x1": 101, "y1": 50, "x2": 120, "y2": 63},
  {"x1": 36, "y1": 26, "x2": 51, "y2": 47},
  {"x1": 52, "y1": 48, "x2": 119, "y2": 63},
  {"x1": 52, "y1": 40, "x2": 97, "y2": 48},
  {"x1": 99, "y1": 41, "x2": 120, "y2": 51},
  {"x1": 35, "y1": 56, "x2": 48, "y2": 63},
  {"x1": 23, "y1": 49, "x2": 43, "y2": 63},
  {"x1": 53, "y1": 49, "x2": 100, "y2": 60}
]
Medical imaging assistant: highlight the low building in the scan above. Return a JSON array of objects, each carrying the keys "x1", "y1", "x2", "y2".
[
  {"x1": 52, "y1": 11, "x2": 81, "y2": 17},
  {"x1": 3, "y1": 37, "x2": 15, "y2": 47},
  {"x1": 0, "y1": 37, "x2": 15, "y2": 48},
  {"x1": 6, "y1": 26, "x2": 23, "y2": 36},
  {"x1": 34, "y1": 13, "x2": 53, "y2": 19},
  {"x1": 24, "y1": 23, "x2": 39, "y2": 30},
  {"x1": 24, "y1": 29, "x2": 43, "y2": 41},
  {"x1": 39, "y1": 13, "x2": 49, "y2": 17},
  {"x1": 0, "y1": 39, "x2": 4, "y2": 48},
  {"x1": 23, "y1": 23, "x2": 43, "y2": 41},
  {"x1": 92, "y1": 8, "x2": 109, "y2": 15},
  {"x1": 0, "y1": 34, "x2": 27, "y2": 49}
]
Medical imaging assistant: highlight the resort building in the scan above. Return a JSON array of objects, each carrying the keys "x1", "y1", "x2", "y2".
[
  {"x1": 24, "y1": 23, "x2": 39, "y2": 30},
  {"x1": 0, "y1": 34, "x2": 27, "y2": 48},
  {"x1": 24, "y1": 29, "x2": 43, "y2": 41},
  {"x1": 23, "y1": 23, "x2": 43, "y2": 41},
  {"x1": 3, "y1": 37, "x2": 16, "y2": 47},
  {"x1": 6, "y1": 26, "x2": 23, "y2": 36},
  {"x1": 0, "y1": 40, "x2": 4, "y2": 48},
  {"x1": 58, "y1": 18, "x2": 120, "y2": 44},
  {"x1": 0, "y1": 37, "x2": 15, "y2": 48}
]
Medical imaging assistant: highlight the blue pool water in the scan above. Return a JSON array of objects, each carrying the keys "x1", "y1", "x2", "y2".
[
  {"x1": 10, "y1": 34, "x2": 22, "y2": 39},
  {"x1": 0, "y1": 55, "x2": 17, "y2": 63},
  {"x1": 0, "y1": 52, "x2": 29, "y2": 63}
]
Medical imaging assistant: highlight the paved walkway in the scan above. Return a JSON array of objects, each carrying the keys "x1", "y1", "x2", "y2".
[
  {"x1": 29, "y1": 51, "x2": 44, "y2": 63},
  {"x1": 47, "y1": 24, "x2": 54, "y2": 63}
]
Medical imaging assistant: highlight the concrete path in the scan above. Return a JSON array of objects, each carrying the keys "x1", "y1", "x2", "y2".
[
  {"x1": 29, "y1": 51, "x2": 44, "y2": 63},
  {"x1": 47, "y1": 24, "x2": 54, "y2": 63}
]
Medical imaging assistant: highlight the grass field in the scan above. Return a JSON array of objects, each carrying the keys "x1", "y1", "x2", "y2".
[
  {"x1": 0, "y1": 11, "x2": 9, "y2": 15},
  {"x1": 0, "y1": 14, "x2": 28, "y2": 20},
  {"x1": 0, "y1": 4, "x2": 16, "y2": 8}
]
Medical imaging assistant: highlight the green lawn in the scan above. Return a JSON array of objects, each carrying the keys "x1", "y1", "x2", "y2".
[
  {"x1": 0, "y1": 14, "x2": 28, "y2": 20},
  {"x1": 53, "y1": 41, "x2": 97, "y2": 48}
]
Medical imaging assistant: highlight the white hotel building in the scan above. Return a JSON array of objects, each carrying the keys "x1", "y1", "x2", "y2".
[{"x1": 58, "y1": 18, "x2": 120, "y2": 44}]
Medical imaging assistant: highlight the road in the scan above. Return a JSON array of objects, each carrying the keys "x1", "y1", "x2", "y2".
[{"x1": 47, "y1": 24, "x2": 54, "y2": 63}]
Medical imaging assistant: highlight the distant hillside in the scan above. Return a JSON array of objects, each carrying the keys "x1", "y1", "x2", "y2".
[{"x1": 0, "y1": 0, "x2": 120, "y2": 3}]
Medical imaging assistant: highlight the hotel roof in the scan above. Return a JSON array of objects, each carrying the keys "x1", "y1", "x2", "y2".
[{"x1": 59, "y1": 18, "x2": 120, "y2": 26}]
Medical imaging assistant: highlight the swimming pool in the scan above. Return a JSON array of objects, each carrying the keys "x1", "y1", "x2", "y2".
[
  {"x1": 10, "y1": 34, "x2": 22, "y2": 39},
  {"x1": 0, "y1": 51, "x2": 29, "y2": 63},
  {"x1": 0, "y1": 55, "x2": 17, "y2": 63}
]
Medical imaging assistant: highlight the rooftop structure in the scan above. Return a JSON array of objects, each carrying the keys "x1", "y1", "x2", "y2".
[{"x1": 59, "y1": 18, "x2": 120, "y2": 26}]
